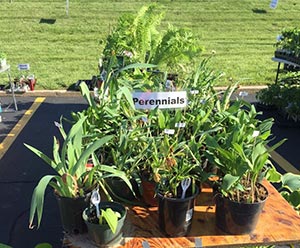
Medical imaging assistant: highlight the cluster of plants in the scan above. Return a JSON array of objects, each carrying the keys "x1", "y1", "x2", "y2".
[
  {"x1": 24, "y1": 3, "x2": 300, "y2": 245},
  {"x1": 256, "y1": 73, "x2": 300, "y2": 123},
  {"x1": 100, "y1": 4, "x2": 203, "y2": 83},
  {"x1": 275, "y1": 27, "x2": 300, "y2": 62}
]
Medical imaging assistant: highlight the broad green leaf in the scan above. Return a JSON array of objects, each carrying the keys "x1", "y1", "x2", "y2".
[
  {"x1": 265, "y1": 166, "x2": 282, "y2": 183},
  {"x1": 288, "y1": 190, "x2": 300, "y2": 208},
  {"x1": 100, "y1": 208, "x2": 119, "y2": 233},
  {"x1": 282, "y1": 173, "x2": 300, "y2": 191},
  {"x1": 205, "y1": 135, "x2": 219, "y2": 149},
  {"x1": 221, "y1": 174, "x2": 240, "y2": 192}
]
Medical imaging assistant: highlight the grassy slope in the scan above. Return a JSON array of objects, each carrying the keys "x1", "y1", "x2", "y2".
[{"x1": 0, "y1": 0, "x2": 299, "y2": 89}]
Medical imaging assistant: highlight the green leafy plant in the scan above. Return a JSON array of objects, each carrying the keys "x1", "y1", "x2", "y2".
[
  {"x1": 256, "y1": 83, "x2": 282, "y2": 107},
  {"x1": 279, "y1": 172, "x2": 300, "y2": 214},
  {"x1": 102, "y1": 4, "x2": 164, "y2": 64},
  {"x1": 83, "y1": 206, "x2": 122, "y2": 234},
  {"x1": 275, "y1": 27, "x2": 300, "y2": 56},
  {"x1": 101, "y1": 4, "x2": 202, "y2": 77},
  {"x1": 205, "y1": 101, "x2": 285, "y2": 203},
  {"x1": 98, "y1": 208, "x2": 120, "y2": 233},
  {"x1": 24, "y1": 117, "x2": 113, "y2": 228},
  {"x1": 138, "y1": 105, "x2": 219, "y2": 198},
  {"x1": 141, "y1": 132, "x2": 200, "y2": 198},
  {"x1": 150, "y1": 25, "x2": 202, "y2": 73}
]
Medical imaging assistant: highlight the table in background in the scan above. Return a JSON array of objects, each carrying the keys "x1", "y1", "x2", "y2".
[
  {"x1": 0, "y1": 64, "x2": 18, "y2": 111},
  {"x1": 272, "y1": 57, "x2": 300, "y2": 84}
]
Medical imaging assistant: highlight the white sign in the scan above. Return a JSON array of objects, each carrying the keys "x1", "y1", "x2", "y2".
[
  {"x1": 164, "y1": 129, "x2": 175, "y2": 135},
  {"x1": 175, "y1": 122, "x2": 186, "y2": 128},
  {"x1": 270, "y1": 0, "x2": 278, "y2": 9},
  {"x1": 132, "y1": 91, "x2": 187, "y2": 110}
]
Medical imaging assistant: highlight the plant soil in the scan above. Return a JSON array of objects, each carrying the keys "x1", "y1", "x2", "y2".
[{"x1": 229, "y1": 181, "x2": 268, "y2": 203}]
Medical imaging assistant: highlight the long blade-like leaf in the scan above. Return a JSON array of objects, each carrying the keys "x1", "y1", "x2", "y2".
[
  {"x1": 61, "y1": 117, "x2": 87, "y2": 168},
  {"x1": 24, "y1": 143, "x2": 58, "y2": 171},
  {"x1": 29, "y1": 175, "x2": 58, "y2": 229},
  {"x1": 71, "y1": 135, "x2": 113, "y2": 176}
]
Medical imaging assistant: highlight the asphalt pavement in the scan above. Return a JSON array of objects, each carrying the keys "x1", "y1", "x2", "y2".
[
  {"x1": 0, "y1": 94, "x2": 87, "y2": 248},
  {"x1": 0, "y1": 91, "x2": 299, "y2": 248}
]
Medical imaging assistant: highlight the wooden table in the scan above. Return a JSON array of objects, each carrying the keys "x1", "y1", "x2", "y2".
[{"x1": 65, "y1": 181, "x2": 300, "y2": 248}]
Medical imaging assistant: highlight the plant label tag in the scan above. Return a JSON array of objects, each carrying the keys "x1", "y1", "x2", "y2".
[
  {"x1": 132, "y1": 91, "x2": 187, "y2": 109},
  {"x1": 141, "y1": 116, "x2": 148, "y2": 123},
  {"x1": 54, "y1": 121, "x2": 62, "y2": 128},
  {"x1": 239, "y1": 91, "x2": 249, "y2": 97},
  {"x1": 270, "y1": 0, "x2": 278, "y2": 9},
  {"x1": 175, "y1": 122, "x2": 186, "y2": 128},
  {"x1": 252, "y1": 130, "x2": 260, "y2": 137},
  {"x1": 164, "y1": 129, "x2": 175, "y2": 135},
  {"x1": 185, "y1": 208, "x2": 193, "y2": 222}
]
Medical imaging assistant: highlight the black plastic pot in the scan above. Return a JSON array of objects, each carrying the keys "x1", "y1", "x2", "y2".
[
  {"x1": 106, "y1": 177, "x2": 139, "y2": 201},
  {"x1": 215, "y1": 187, "x2": 268, "y2": 234},
  {"x1": 55, "y1": 194, "x2": 90, "y2": 234},
  {"x1": 157, "y1": 186, "x2": 199, "y2": 237},
  {"x1": 83, "y1": 201, "x2": 127, "y2": 246}
]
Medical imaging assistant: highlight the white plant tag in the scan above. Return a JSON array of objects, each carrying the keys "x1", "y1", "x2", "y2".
[
  {"x1": 270, "y1": 0, "x2": 278, "y2": 9},
  {"x1": 54, "y1": 121, "x2": 62, "y2": 128},
  {"x1": 175, "y1": 122, "x2": 186, "y2": 128},
  {"x1": 252, "y1": 130, "x2": 260, "y2": 137},
  {"x1": 141, "y1": 116, "x2": 148, "y2": 123},
  {"x1": 239, "y1": 91, "x2": 249, "y2": 97},
  {"x1": 164, "y1": 129, "x2": 175, "y2": 135},
  {"x1": 185, "y1": 208, "x2": 193, "y2": 222}
]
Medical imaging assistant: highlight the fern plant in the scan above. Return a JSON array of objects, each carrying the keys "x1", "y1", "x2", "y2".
[
  {"x1": 101, "y1": 4, "x2": 202, "y2": 76},
  {"x1": 102, "y1": 3, "x2": 164, "y2": 63}
]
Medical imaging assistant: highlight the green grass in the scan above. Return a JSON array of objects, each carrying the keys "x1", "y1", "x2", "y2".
[{"x1": 0, "y1": 0, "x2": 300, "y2": 89}]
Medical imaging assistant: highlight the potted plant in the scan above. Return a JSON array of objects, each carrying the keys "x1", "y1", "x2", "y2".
[
  {"x1": 204, "y1": 101, "x2": 286, "y2": 234},
  {"x1": 256, "y1": 83, "x2": 281, "y2": 110},
  {"x1": 256, "y1": 76, "x2": 300, "y2": 126},
  {"x1": 138, "y1": 106, "x2": 214, "y2": 236},
  {"x1": 154, "y1": 136, "x2": 201, "y2": 237},
  {"x1": 71, "y1": 81, "x2": 150, "y2": 203},
  {"x1": 24, "y1": 116, "x2": 114, "y2": 234},
  {"x1": 0, "y1": 52, "x2": 7, "y2": 69},
  {"x1": 275, "y1": 27, "x2": 300, "y2": 64},
  {"x1": 82, "y1": 188, "x2": 127, "y2": 246}
]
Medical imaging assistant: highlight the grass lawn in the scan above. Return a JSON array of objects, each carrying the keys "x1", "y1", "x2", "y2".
[{"x1": 0, "y1": 0, "x2": 300, "y2": 90}]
